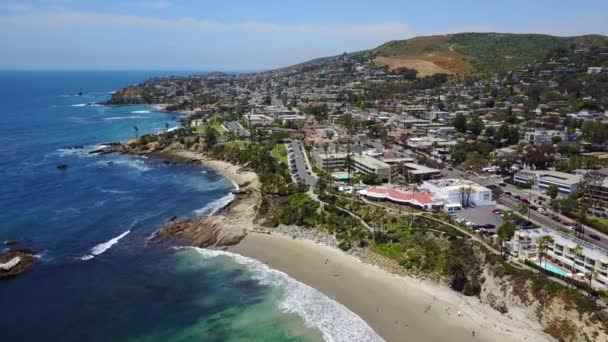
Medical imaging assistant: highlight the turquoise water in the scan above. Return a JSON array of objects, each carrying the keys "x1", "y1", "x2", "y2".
[
  {"x1": 0, "y1": 71, "x2": 381, "y2": 342},
  {"x1": 332, "y1": 172, "x2": 350, "y2": 180},
  {"x1": 539, "y1": 261, "x2": 571, "y2": 276}
]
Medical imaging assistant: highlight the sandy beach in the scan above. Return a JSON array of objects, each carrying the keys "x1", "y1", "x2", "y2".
[
  {"x1": 228, "y1": 233, "x2": 551, "y2": 342},
  {"x1": 153, "y1": 150, "x2": 550, "y2": 342}
]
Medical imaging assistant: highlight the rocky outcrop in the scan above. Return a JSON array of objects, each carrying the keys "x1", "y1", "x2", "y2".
[
  {"x1": 0, "y1": 245, "x2": 37, "y2": 280},
  {"x1": 151, "y1": 214, "x2": 247, "y2": 248}
]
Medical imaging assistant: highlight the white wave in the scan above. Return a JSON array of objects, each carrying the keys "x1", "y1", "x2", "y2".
[
  {"x1": 80, "y1": 230, "x2": 130, "y2": 261},
  {"x1": 54, "y1": 144, "x2": 108, "y2": 157},
  {"x1": 190, "y1": 247, "x2": 384, "y2": 342},
  {"x1": 99, "y1": 188, "x2": 131, "y2": 194},
  {"x1": 92, "y1": 157, "x2": 150, "y2": 172},
  {"x1": 71, "y1": 103, "x2": 87, "y2": 107},
  {"x1": 103, "y1": 115, "x2": 144, "y2": 121},
  {"x1": 193, "y1": 192, "x2": 235, "y2": 216},
  {"x1": 131, "y1": 110, "x2": 150, "y2": 114}
]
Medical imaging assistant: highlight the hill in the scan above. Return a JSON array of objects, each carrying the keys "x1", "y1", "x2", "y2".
[{"x1": 372, "y1": 32, "x2": 608, "y2": 76}]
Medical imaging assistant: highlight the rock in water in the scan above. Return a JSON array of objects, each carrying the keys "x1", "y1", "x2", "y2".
[
  {"x1": 0, "y1": 245, "x2": 37, "y2": 280},
  {"x1": 57, "y1": 164, "x2": 68, "y2": 170}
]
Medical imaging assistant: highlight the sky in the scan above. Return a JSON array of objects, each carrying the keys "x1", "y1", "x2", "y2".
[{"x1": 1, "y1": 0, "x2": 607, "y2": 70}]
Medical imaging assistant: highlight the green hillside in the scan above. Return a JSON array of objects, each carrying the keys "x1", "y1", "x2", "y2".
[{"x1": 373, "y1": 33, "x2": 608, "y2": 75}]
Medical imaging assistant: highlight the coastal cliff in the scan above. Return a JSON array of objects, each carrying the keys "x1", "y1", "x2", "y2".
[{"x1": 479, "y1": 253, "x2": 608, "y2": 342}]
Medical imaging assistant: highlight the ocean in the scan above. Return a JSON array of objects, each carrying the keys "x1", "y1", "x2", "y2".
[{"x1": 0, "y1": 71, "x2": 379, "y2": 342}]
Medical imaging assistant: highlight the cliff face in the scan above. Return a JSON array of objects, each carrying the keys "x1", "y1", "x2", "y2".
[
  {"x1": 106, "y1": 85, "x2": 160, "y2": 105},
  {"x1": 481, "y1": 265, "x2": 608, "y2": 342}
]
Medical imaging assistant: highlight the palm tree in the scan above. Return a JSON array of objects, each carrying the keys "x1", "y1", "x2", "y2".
[
  {"x1": 537, "y1": 235, "x2": 555, "y2": 274},
  {"x1": 408, "y1": 184, "x2": 419, "y2": 229},
  {"x1": 527, "y1": 179, "x2": 535, "y2": 220},
  {"x1": 519, "y1": 202, "x2": 530, "y2": 217},
  {"x1": 572, "y1": 244, "x2": 583, "y2": 271},
  {"x1": 133, "y1": 125, "x2": 139, "y2": 139},
  {"x1": 587, "y1": 269, "x2": 598, "y2": 288}
]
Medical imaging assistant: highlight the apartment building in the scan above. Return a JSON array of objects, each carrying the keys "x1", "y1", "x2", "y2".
[
  {"x1": 313, "y1": 153, "x2": 392, "y2": 183},
  {"x1": 509, "y1": 228, "x2": 608, "y2": 288}
]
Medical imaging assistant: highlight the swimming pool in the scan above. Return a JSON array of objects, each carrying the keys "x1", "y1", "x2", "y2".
[
  {"x1": 332, "y1": 172, "x2": 350, "y2": 180},
  {"x1": 538, "y1": 260, "x2": 571, "y2": 277}
]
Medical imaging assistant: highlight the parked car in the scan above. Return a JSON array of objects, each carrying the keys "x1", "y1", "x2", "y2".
[
  {"x1": 504, "y1": 191, "x2": 512, "y2": 197},
  {"x1": 520, "y1": 198, "x2": 530, "y2": 204},
  {"x1": 529, "y1": 205, "x2": 538, "y2": 211},
  {"x1": 589, "y1": 234, "x2": 601, "y2": 241},
  {"x1": 514, "y1": 195, "x2": 521, "y2": 200},
  {"x1": 499, "y1": 183, "x2": 506, "y2": 187}
]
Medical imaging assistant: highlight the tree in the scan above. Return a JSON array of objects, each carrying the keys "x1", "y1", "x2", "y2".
[
  {"x1": 522, "y1": 144, "x2": 555, "y2": 169},
  {"x1": 133, "y1": 125, "x2": 139, "y2": 139},
  {"x1": 453, "y1": 113, "x2": 467, "y2": 133},
  {"x1": 519, "y1": 202, "x2": 530, "y2": 217},
  {"x1": 572, "y1": 244, "x2": 583, "y2": 271},
  {"x1": 408, "y1": 184, "x2": 419, "y2": 229},
  {"x1": 202, "y1": 126, "x2": 219, "y2": 150},
  {"x1": 467, "y1": 114, "x2": 485, "y2": 136},
  {"x1": 537, "y1": 235, "x2": 555, "y2": 274},
  {"x1": 546, "y1": 184, "x2": 559, "y2": 200},
  {"x1": 497, "y1": 221, "x2": 517, "y2": 256},
  {"x1": 587, "y1": 269, "x2": 598, "y2": 288}
]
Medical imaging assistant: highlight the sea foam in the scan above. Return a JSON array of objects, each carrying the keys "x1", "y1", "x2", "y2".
[
  {"x1": 193, "y1": 192, "x2": 235, "y2": 216},
  {"x1": 103, "y1": 115, "x2": 144, "y2": 121},
  {"x1": 71, "y1": 103, "x2": 87, "y2": 107},
  {"x1": 131, "y1": 110, "x2": 150, "y2": 114},
  {"x1": 190, "y1": 247, "x2": 384, "y2": 342},
  {"x1": 80, "y1": 230, "x2": 131, "y2": 261},
  {"x1": 193, "y1": 179, "x2": 239, "y2": 216}
]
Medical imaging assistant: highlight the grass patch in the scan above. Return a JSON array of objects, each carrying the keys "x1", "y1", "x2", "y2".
[
  {"x1": 272, "y1": 143, "x2": 288, "y2": 165},
  {"x1": 585, "y1": 216, "x2": 608, "y2": 235},
  {"x1": 193, "y1": 123, "x2": 226, "y2": 134}
]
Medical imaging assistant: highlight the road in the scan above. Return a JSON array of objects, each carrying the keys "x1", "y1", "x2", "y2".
[
  {"x1": 440, "y1": 167, "x2": 608, "y2": 250},
  {"x1": 287, "y1": 140, "x2": 317, "y2": 187}
]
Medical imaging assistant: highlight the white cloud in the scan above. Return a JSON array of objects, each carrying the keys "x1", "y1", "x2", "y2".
[
  {"x1": 138, "y1": 1, "x2": 172, "y2": 9},
  {"x1": 0, "y1": 10, "x2": 409, "y2": 37}
]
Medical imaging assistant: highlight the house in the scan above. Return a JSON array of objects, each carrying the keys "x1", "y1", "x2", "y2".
[{"x1": 524, "y1": 130, "x2": 566, "y2": 145}]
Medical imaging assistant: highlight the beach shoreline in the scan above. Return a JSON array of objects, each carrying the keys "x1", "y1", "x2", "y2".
[
  {"x1": 227, "y1": 232, "x2": 551, "y2": 342},
  {"x1": 138, "y1": 148, "x2": 551, "y2": 341}
]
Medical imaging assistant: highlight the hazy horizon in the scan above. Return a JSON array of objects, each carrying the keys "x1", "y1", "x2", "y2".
[{"x1": 1, "y1": 0, "x2": 607, "y2": 70}]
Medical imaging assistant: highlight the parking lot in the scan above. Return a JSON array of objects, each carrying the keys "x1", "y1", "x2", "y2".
[{"x1": 455, "y1": 206, "x2": 504, "y2": 229}]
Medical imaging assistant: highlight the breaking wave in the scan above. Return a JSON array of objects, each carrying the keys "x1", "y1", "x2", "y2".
[
  {"x1": 131, "y1": 110, "x2": 150, "y2": 114},
  {"x1": 80, "y1": 230, "x2": 130, "y2": 261},
  {"x1": 193, "y1": 192, "x2": 235, "y2": 216},
  {"x1": 103, "y1": 116, "x2": 144, "y2": 121},
  {"x1": 190, "y1": 247, "x2": 384, "y2": 342}
]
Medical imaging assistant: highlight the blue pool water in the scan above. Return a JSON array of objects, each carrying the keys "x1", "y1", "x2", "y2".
[{"x1": 539, "y1": 260, "x2": 571, "y2": 276}]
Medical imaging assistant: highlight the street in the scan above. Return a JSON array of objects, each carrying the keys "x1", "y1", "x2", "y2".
[{"x1": 287, "y1": 140, "x2": 317, "y2": 186}]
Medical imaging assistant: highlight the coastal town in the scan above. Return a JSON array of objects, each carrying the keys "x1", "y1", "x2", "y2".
[{"x1": 97, "y1": 33, "x2": 608, "y2": 341}]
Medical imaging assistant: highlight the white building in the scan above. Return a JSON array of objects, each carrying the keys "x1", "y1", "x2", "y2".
[
  {"x1": 421, "y1": 178, "x2": 494, "y2": 206},
  {"x1": 245, "y1": 114, "x2": 274, "y2": 126},
  {"x1": 314, "y1": 153, "x2": 393, "y2": 183},
  {"x1": 524, "y1": 130, "x2": 566, "y2": 145},
  {"x1": 509, "y1": 228, "x2": 608, "y2": 288},
  {"x1": 514, "y1": 170, "x2": 582, "y2": 195}
]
